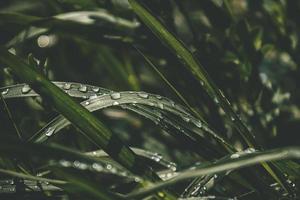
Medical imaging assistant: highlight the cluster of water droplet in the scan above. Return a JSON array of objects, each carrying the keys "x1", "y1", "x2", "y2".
[
  {"x1": 58, "y1": 159, "x2": 139, "y2": 181},
  {"x1": 269, "y1": 173, "x2": 297, "y2": 199}
]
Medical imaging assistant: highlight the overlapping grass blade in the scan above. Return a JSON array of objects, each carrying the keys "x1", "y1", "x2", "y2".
[
  {"x1": 0, "y1": 82, "x2": 230, "y2": 156},
  {"x1": 126, "y1": 146, "x2": 300, "y2": 199},
  {"x1": 0, "y1": 49, "x2": 176, "y2": 200}
]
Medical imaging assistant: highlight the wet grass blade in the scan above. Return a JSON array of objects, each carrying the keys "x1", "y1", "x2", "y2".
[
  {"x1": 128, "y1": 0, "x2": 255, "y2": 148},
  {"x1": 0, "y1": 49, "x2": 176, "y2": 200},
  {"x1": 126, "y1": 146, "x2": 300, "y2": 199}
]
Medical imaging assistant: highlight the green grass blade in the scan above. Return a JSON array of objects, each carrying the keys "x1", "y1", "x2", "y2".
[
  {"x1": 128, "y1": 0, "x2": 256, "y2": 148},
  {"x1": 0, "y1": 48, "x2": 176, "y2": 200},
  {"x1": 126, "y1": 146, "x2": 300, "y2": 199}
]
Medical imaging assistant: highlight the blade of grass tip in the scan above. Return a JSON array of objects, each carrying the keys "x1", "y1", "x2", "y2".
[
  {"x1": 125, "y1": 146, "x2": 300, "y2": 199},
  {"x1": 0, "y1": 48, "x2": 176, "y2": 200},
  {"x1": 128, "y1": 0, "x2": 289, "y2": 194},
  {"x1": 0, "y1": 93, "x2": 22, "y2": 140},
  {"x1": 134, "y1": 47, "x2": 205, "y2": 121},
  {"x1": 122, "y1": 51, "x2": 140, "y2": 90}
]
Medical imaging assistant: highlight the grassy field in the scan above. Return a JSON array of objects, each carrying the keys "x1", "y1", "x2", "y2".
[{"x1": 0, "y1": 0, "x2": 299, "y2": 199}]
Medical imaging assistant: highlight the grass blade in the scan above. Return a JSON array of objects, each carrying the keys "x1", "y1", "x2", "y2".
[
  {"x1": 0, "y1": 49, "x2": 176, "y2": 199},
  {"x1": 126, "y1": 146, "x2": 300, "y2": 199}
]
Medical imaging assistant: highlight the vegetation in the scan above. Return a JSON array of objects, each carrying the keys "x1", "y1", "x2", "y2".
[{"x1": 0, "y1": 0, "x2": 299, "y2": 199}]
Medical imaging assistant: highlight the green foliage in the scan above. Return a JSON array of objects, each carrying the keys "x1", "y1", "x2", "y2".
[{"x1": 0, "y1": 0, "x2": 299, "y2": 199}]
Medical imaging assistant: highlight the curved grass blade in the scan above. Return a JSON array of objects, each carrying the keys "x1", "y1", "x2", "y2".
[
  {"x1": 87, "y1": 147, "x2": 177, "y2": 172},
  {"x1": 29, "y1": 91, "x2": 231, "y2": 149},
  {"x1": 0, "y1": 49, "x2": 176, "y2": 200},
  {"x1": 125, "y1": 146, "x2": 300, "y2": 199},
  {"x1": 0, "y1": 82, "x2": 230, "y2": 156}
]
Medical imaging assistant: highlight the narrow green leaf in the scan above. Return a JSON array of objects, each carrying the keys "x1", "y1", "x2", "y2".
[{"x1": 126, "y1": 146, "x2": 300, "y2": 199}]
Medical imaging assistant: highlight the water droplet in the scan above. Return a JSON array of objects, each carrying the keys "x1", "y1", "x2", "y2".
[
  {"x1": 274, "y1": 186, "x2": 281, "y2": 191},
  {"x1": 230, "y1": 153, "x2": 240, "y2": 159},
  {"x1": 214, "y1": 97, "x2": 219, "y2": 104},
  {"x1": 200, "y1": 80, "x2": 205, "y2": 86},
  {"x1": 182, "y1": 115, "x2": 191, "y2": 122},
  {"x1": 137, "y1": 92, "x2": 149, "y2": 99},
  {"x1": 21, "y1": 85, "x2": 31, "y2": 94},
  {"x1": 60, "y1": 160, "x2": 72, "y2": 167},
  {"x1": 92, "y1": 87, "x2": 100, "y2": 93},
  {"x1": 113, "y1": 101, "x2": 120, "y2": 106},
  {"x1": 245, "y1": 148, "x2": 256, "y2": 153},
  {"x1": 156, "y1": 95, "x2": 162, "y2": 100},
  {"x1": 78, "y1": 85, "x2": 87, "y2": 93},
  {"x1": 106, "y1": 164, "x2": 112, "y2": 170},
  {"x1": 63, "y1": 83, "x2": 71, "y2": 90},
  {"x1": 92, "y1": 163, "x2": 103, "y2": 171},
  {"x1": 158, "y1": 102, "x2": 164, "y2": 109},
  {"x1": 110, "y1": 92, "x2": 121, "y2": 100},
  {"x1": 45, "y1": 127, "x2": 55, "y2": 136},
  {"x1": 1, "y1": 88, "x2": 9, "y2": 95},
  {"x1": 151, "y1": 153, "x2": 162, "y2": 162},
  {"x1": 167, "y1": 163, "x2": 177, "y2": 171},
  {"x1": 194, "y1": 120, "x2": 202, "y2": 128}
]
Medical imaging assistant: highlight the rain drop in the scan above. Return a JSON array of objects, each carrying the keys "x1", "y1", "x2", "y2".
[
  {"x1": 1, "y1": 88, "x2": 9, "y2": 95},
  {"x1": 92, "y1": 163, "x2": 103, "y2": 171},
  {"x1": 214, "y1": 97, "x2": 219, "y2": 104},
  {"x1": 21, "y1": 85, "x2": 31, "y2": 94},
  {"x1": 113, "y1": 101, "x2": 120, "y2": 106},
  {"x1": 63, "y1": 83, "x2": 71, "y2": 90},
  {"x1": 230, "y1": 153, "x2": 240, "y2": 159},
  {"x1": 92, "y1": 87, "x2": 100, "y2": 93},
  {"x1": 158, "y1": 102, "x2": 164, "y2": 109},
  {"x1": 78, "y1": 85, "x2": 87, "y2": 93},
  {"x1": 137, "y1": 92, "x2": 149, "y2": 99},
  {"x1": 194, "y1": 120, "x2": 202, "y2": 128},
  {"x1": 245, "y1": 148, "x2": 256, "y2": 153},
  {"x1": 45, "y1": 127, "x2": 55, "y2": 137},
  {"x1": 111, "y1": 92, "x2": 121, "y2": 100},
  {"x1": 182, "y1": 115, "x2": 191, "y2": 122},
  {"x1": 106, "y1": 164, "x2": 112, "y2": 170},
  {"x1": 156, "y1": 95, "x2": 162, "y2": 100}
]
